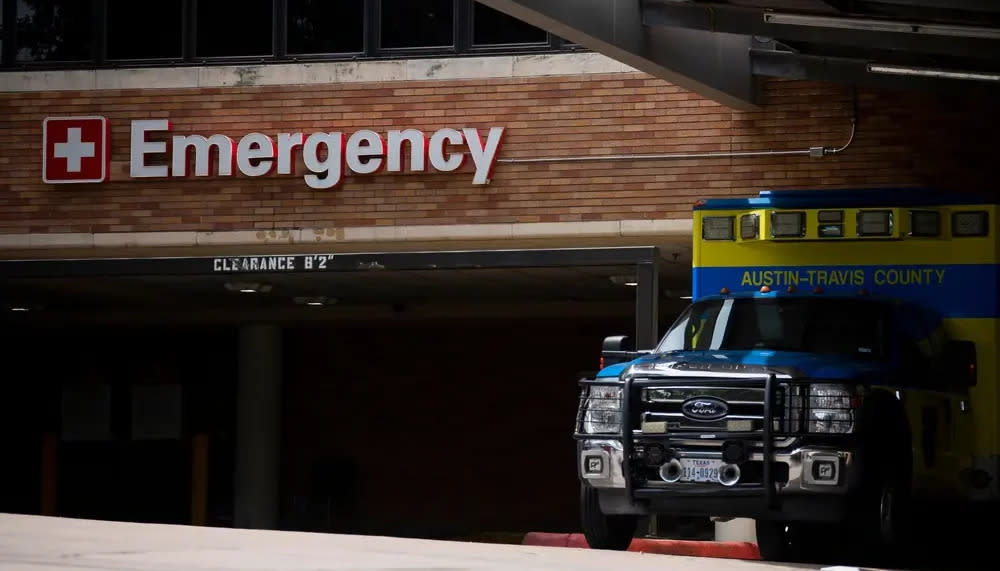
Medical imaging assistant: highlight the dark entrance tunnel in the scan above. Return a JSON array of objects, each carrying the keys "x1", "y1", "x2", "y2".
[{"x1": 0, "y1": 247, "x2": 686, "y2": 537}]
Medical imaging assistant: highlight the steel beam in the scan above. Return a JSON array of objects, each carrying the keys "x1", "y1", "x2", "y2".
[
  {"x1": 0, "y1": 247, "x2": 661, "y2": 278},
  {"x1": 751, "y1": 48, "x2": 1000, "y2": 94},
  {"x1": 642, "y1": 0, "x2": 1000, "y2": 61},
  {"x1": 475, "y1": 0, "x2": 759, "y2": 110}
]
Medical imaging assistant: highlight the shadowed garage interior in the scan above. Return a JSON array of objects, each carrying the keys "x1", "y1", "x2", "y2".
[{"x1": 0, "y1": 247, "x2": 688, "y2": 537}]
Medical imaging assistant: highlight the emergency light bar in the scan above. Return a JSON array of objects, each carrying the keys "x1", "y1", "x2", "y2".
[
  {"x1": 857, "y1": 210, "x2": 893, "y2": 236},
  {"x1": 701, "y1": 207, "x2": 988, "y2": 242},
  {"x1": 740, "y1": 214, "x2": 759, "y2": 240},
  {"x1": 953, "y1": 211, "x2": 988, "y2": 236},
  {"x1": 909, "y1": 210, "x2": 940, "y2": 237},
  {"x1": 818, "y1": 210, "x2": 844, "y2": 238},
  {"x1": 770, "y1": 211, "x2": 805, "y2": 238},
  {"x1": 703, "y1": 216, "x2": 734, "y2": 240}
]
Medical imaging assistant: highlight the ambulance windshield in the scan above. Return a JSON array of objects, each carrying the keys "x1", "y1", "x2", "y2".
[{"x1": 656, "y1": 297, "x2": 891, "y2": 359}]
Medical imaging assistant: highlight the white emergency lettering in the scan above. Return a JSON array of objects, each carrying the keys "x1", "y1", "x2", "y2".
[{"x1": 128, "y1": 120, "x2": 505, "y2": 187}]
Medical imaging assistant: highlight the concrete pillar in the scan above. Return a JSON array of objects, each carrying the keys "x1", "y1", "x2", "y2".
[
  {"x1": 234, "y1": 324, "x2": 283, "y2": 529},
  {"x1": 635, "y1": 262, "x2": 659, "y2": 350},
  {"x1": 714, "y1": 518, "x2": 757, "y2": 543}
]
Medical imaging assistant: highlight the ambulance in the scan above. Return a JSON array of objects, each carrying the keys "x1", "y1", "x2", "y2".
[{"x1": 575, "y1": 188, "x2": 998, "y2": 561}]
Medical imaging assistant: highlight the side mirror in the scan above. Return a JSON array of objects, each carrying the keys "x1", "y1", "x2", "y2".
[
  {"x1": 943, "y1": 340, "x2": 977, "y2": 388},
  {"x1": 599, "y1": 335, "x2": 650, "y2": 369}
]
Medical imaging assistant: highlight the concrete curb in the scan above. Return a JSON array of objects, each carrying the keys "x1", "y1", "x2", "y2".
[{"x1": 522, "y1": 532, "x2": 762, "y2": 560}]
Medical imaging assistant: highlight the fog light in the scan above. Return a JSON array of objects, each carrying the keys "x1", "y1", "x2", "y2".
[
  {"x1": 813, "y1": 461, "x2": 836, "y2": 481},
  {"x1": 585, "y1": 456, "x2": 604, "y2": 474},
  {"x1": 804, "y1": 454, "x2": 840, "y2": 486}
]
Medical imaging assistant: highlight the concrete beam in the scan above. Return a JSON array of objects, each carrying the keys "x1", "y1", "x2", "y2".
[{"x1": 476, "y1": 0, "x2": 759, "y2": 110}]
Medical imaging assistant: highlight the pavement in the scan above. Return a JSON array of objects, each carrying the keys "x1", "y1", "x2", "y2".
[{"x1": 0, "y1": 513, "x2": 861, "y2": 571}]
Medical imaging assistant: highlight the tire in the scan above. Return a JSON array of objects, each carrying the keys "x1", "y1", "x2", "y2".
[
  {"x1": 843, "y1": 402, "x2": 914, "y2": 566},
  {"x1": 845, "y1": 458, "x2": 912, "y2": 564},
  {"x1": 580, "y1": 485, "x2": 638, "y2": 550}
]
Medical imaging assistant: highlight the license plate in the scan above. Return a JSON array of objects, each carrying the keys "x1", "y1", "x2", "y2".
[{"x1": 679, "y1": 458, "x2": 724, "y2": 483}]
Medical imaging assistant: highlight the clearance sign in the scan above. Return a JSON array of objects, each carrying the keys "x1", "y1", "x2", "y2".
[{"x1": 42, "y1": 115, "x2": 505, "y2": 188}]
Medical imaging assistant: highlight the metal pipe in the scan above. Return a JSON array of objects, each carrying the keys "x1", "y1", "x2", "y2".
[
  {"x1": 495, "y1": 118, "x2": 857, "y2": 165},
  {"x1": 659, "y1": 458, "x2": 683, "y2": 483},
  {"x1": 718, "y1": 463, "x2": 741, "y2": 487}
]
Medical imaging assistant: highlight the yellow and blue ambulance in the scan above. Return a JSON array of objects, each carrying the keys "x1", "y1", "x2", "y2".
[{"x1": 574, "y1": 188, "x2": 997, "y2": 561}]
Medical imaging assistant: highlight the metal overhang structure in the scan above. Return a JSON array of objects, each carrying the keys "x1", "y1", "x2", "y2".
[
  {"x1": 475, "y1": 0, "x2": 760, "y2": 110},
  {"x1": 479, "y1": 0, "x2": 1000, "y2": 107},
  {"x1": 0, "y1": 246, "x2": 666, "y2": 350}
]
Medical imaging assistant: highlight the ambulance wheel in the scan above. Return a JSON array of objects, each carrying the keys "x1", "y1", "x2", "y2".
[
  {"x1": 580, "y1": 485, "x2": 637, "y2": 550},
  {"x1": 847, "y1": 400, "x2": 913, "y2": 563},
  {"x1": 846, "y1": 458, "x2": 912, "y2": 563}
]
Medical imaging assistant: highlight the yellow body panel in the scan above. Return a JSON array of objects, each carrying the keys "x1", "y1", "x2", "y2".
[{"x1": 692, "y1": 200, "x2": 999, "y2": 500}]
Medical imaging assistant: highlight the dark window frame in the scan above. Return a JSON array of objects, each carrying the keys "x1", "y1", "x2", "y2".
[
  {"x1": 104, "y1": 0, "x2": 185, "y2": 64},
  {"x1": 0, "y1": 0, "x2": 585, "y2": 71},
  {"x1": 8, "y1": 0, "x2": 103, "y2": 67},
  {"x1": 192, "y1": 0, "x2": 277, "y2": 62}
]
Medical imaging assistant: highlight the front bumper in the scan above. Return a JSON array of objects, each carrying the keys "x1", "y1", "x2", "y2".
[{"x1": 578, "y1": 438, "x2": 860, "y2": 521}]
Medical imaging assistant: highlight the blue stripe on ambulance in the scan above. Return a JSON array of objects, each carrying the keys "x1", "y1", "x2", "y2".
[{"x1": 693, "y1": 263, "x2": 1000, "y2": 318}]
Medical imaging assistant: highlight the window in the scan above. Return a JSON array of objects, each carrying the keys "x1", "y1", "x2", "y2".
[
  {"x1": 108, "y1": 0, "x2": 183, "y2": 60},
  {"x1": 197, "y1": 0, "x2": 274, "y2": 57},
  {"x1": 16, "y1": 0, "x2": 93, "y2": 62},
  {"x1": 381, "y1": 0, "x2": 453, "y2": 49},
  {"x1": 473, "y1": 3, "x2": 546, "y2": 45},
  {"x1": 656, "y1": 298, "x2": 891, "y2": 360},
  {"x1": 288, "y1": 0, "x2": 364, "y2": 54},
  {"x1": 3, "y1": 1, "x2": 583, "y2": 70}
]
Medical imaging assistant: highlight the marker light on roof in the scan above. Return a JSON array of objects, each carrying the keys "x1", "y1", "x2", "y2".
[
  {"x1": 740, "y1": 214, "x2": 759, "y2": 239},
  {"x1": 859, "y1": 288, "x2": 870, "y2": 296},
  {"x1": 720, "y1": 287, "x2": 730, "y2": 294},
  {"x1": 813, "y1": 286, "x2": 824, "y2": 294},
  {"x1": 952, "y1": 211, "x2": 988, "y2": 237},
  {"x1": 760, "y1": 286, "x2": 771, "y2": 293},
  {"x1": 818, "y1": 210, "x2": 844, "y2": 238},
  {"x1": 703, "y1": 216, "x2": 735, "y2": 240},
  {"x1": 909, "y1": 210, "x2": 940, "y2": 237},
  {"x1": 786, "y1": 286, "x2": 797, "y2": 293},
  {"x1": 770, "y1": 211, "x2": 805, "y2": 238},
  {"x1": 857, "y1": 210, "x2": 893, "y2": 236}
]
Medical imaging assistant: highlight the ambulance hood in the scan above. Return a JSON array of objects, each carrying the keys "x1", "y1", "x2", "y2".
[{"x1": 596, "y1": 349, "x2": 890, "y2": 382}]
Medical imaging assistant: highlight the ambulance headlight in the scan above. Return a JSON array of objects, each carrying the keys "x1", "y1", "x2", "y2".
[
  {"x1": 702, "y1": 216, "x2": 734, "y2": 240},
  {"x1": 857, "y1": 210, "x2": 893, "y2": 236},
  {"x1": 581, "y1": 385, "x2": 623, "y2": 434},
  {"x1": 952, "y1": 211, "x2": 988, "y2": 237},
  {"x1": 806, "y1": 384, "x2": 856, "y2": 434},
  {"x1": 770, "y1": 211, "x2": 805, "y2": 238}
]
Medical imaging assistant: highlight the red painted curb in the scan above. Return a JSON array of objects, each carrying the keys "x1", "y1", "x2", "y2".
[{"x1": 522, "y1": 532, "x2": 762, "y2": 560}]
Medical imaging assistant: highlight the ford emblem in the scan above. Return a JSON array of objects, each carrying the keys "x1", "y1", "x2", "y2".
[{"x1": 681, "y1": 397, "x2": 729, "y2": 421}]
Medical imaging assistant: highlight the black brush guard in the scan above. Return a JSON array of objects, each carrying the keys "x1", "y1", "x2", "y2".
[{"x1": 575, "y1": 373, "x2": 800, "y2": 510}]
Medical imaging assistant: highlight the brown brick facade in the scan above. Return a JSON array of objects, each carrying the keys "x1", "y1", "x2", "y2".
[{"x1": 1, "y1": 73, "x2": 998, "y2": 235}]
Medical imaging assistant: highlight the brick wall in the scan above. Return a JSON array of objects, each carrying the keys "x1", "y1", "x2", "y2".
[{"x1": 1, "y1": 73, "x2": 998, "y2": 235}]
